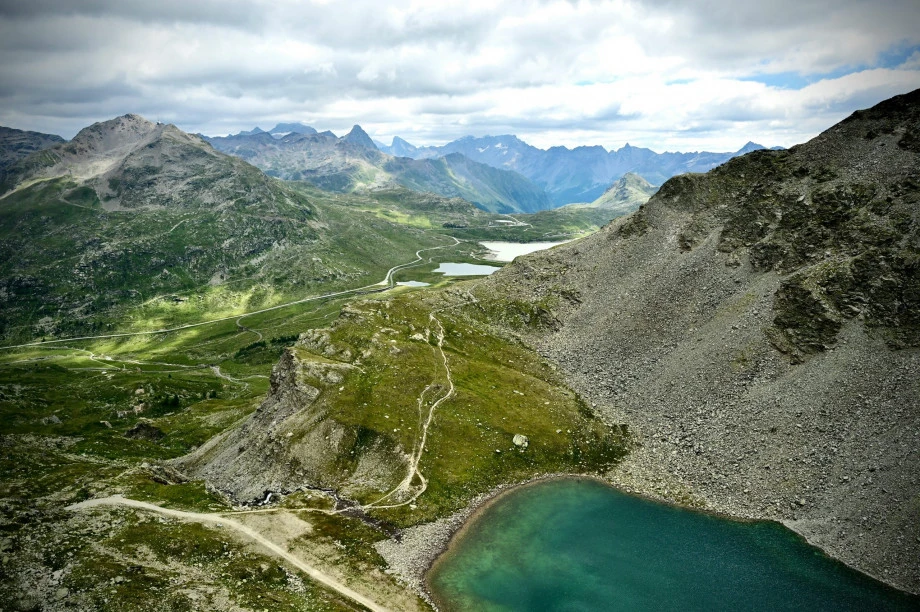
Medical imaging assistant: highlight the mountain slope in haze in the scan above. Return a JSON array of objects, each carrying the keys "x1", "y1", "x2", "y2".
[
  {"x1": 269, "y1": 122, "x2": 317, "y2": 136},
  {"x1": 206, "y1": 128, "x2": 551, "y2": 213},
  {"x1": 0, "y1": 115, "x2": 450, "y2": 344},
  {"x1": 2, "y1": 114, "x2": 291, "y2": 212},
  {"x1": 583, "y1": 172, "x2": 658, "y2": 213},
  {"x1": 383, "y1": 152, "x2": 551, "y2": 213},
  {"x1": 386, "y1": 134, "x2": 771, "y2": 206},
  {"x1": 476, "y1": 89, "x2": 920, "y2": 593},
  {"x1": 231, "y1": 123, "x2": 318, "y2": 138},
  {"x1": 381, "y1": 136, "x2": 418, "y2": 158},
  {"x1": 0, "y1": 126, "x2": 65, "y2": 179},
  {"x1": 205, "y1": 127, "x2": 388, "y2": 190}
]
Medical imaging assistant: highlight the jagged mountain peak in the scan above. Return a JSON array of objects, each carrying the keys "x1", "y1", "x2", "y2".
[
  {"x1": 587, "y1": 171, "x2": 658, "y2": 212},
  {"x1": 342, "y1": 124, "x2": 376, "y2": 150},
  {"x1": 614, "y1": 171, "x2": 654, "y2": 188},
  {"x1": 70, "y1": 113, "x2": 159, "y2": 152},
  {"x1": 2, "y1": 114, "x2": 290, "y2": 213},
  {"x1": 384, "y1": 135, "x2": 418, "y2": 157}
]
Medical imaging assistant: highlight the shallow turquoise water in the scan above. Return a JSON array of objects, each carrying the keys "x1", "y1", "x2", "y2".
[{"x1": 429, "y1": 478, "x2": 920, "y2": 611}]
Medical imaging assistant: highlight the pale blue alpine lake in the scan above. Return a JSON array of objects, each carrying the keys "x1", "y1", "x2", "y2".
[{"x1": 428, "y1": 478, "x2": 920, "y2": 612}]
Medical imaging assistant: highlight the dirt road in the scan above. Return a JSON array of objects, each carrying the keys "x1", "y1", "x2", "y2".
[{"x1": 67, "y1": 495, "x2": 390, "y2": 612}]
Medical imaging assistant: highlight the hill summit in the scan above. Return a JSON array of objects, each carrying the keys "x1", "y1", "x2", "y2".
[{"x1": 2, "y1": 114, "x2": 289, "y2": 211}]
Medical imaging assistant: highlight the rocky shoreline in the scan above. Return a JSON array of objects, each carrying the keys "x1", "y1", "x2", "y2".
[
  {"x1": 378, "y1": 459, "x2": 920, "y2": 612},
  {"x1": 374, "y1": 473, "x2": 580, "y2": 609}
]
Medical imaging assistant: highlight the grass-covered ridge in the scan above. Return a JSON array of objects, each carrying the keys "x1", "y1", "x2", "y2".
[{"x1": 179, "y1": 282, "x2": 629, "y2": 528}]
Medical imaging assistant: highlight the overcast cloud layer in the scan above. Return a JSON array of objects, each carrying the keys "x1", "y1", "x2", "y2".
[{"x1": 1, "y1": 0, "x2": 919, "y2": 151}]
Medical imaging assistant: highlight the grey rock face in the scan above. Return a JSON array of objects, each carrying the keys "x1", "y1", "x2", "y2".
[
  {"x1": 175, "y1": 347, "x2": 406, "y2": 504},
  {"x1": 478, "y1": 89, "x2": 920, "y2": 593}
]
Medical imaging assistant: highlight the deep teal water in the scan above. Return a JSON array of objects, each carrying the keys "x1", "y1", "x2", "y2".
[{"x1": 429, "y1": 479, "x2": 920, "y2": 612}]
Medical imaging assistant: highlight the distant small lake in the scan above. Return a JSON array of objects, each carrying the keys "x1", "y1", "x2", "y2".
[
  {"x1": 396, "y1": 281, "x2": 431, "y2": 287},
  {"x1": 433, "y1": 263, "x2": 502, "y2": 276},
  {"x1": 479, "y1": 240, "x2": 572, "y2": 262},
  {"x1": 429, "y1": 478, "x2": 920, "y2": 612}
]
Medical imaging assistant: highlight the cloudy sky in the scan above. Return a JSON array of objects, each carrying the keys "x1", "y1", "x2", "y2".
[{"x1": 1, "y1": 0, "x2": 919, "y2": 152}]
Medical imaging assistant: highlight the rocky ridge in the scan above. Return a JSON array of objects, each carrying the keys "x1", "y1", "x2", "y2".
[
  {"x1": 176, "y1": 340, "x2": 407, "y2": 505},
  {"x1": 2, "y1": 114, "x2": 293, "y2": 212},
  {"x1": 205, "y1": 128, "x2": 552, "y2": 213},
  {"x1": 0, "y1": 126, "x2": 65, "y2": 179},
  {"x1": 475, "y1": 89, "x2": 920, "y2": 593}
]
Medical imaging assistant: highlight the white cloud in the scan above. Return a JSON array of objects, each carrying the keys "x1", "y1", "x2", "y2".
[{"x1": 0, "y1": 0, "x2": 918, "y2": 151}]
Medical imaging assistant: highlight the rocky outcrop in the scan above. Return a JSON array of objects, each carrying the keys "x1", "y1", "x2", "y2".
[
  {"x1": 174, "y1": 346, "x2": 406, "y2": 505},
  {"x1": 477, "y1": 89, "x2": 920, "y2": 593},
  {"x1": 0, "y1": 125, "x2": 64, "y2": 180}
]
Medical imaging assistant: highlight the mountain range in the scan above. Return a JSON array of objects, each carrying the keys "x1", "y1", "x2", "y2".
[
  {"x1": 1, "y1": 117, "x2": 766, "y2": 216},
  {"x1": 380, "y1": 134, "x2": 777, "y2": 205},
  {"x1": 204, "y1": 126, "x2": 552, "y2": 213},
  {"x1": 211, "y1": 123, "x2": 770, "y2": 211}
]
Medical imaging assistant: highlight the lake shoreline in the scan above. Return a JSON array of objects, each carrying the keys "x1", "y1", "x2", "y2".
[
  {"x1": 378, "y1": 471, "x2": 755, "y2": 610},
  {"x1": 376, "y1": 470, "x2": 919, "y2": 611}
]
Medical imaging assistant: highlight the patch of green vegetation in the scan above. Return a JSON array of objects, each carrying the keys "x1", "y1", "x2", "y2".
[
  {"x1": 0, "y1": 169, "x2": 617, "y2": 609},
  {"x1": 291, "y1": 285, "x2": 629, "y2": 526},
  {"x1": 54, "y1": 516, "x2": 361, "y2": 611},
  {"x1": 295, "y1": 511, "x2": 389, "y2": 570},
  {"x1": 117, "y1": 473, "x2": 229, "y2": 512},
  {"x1": 0, "y1": 177, "x2": 455, "y2": 345}
]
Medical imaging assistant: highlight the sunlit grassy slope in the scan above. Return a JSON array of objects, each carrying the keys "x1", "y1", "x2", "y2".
[{"x1": 0, "y1": 170, "x2": 628, "y2": 609}]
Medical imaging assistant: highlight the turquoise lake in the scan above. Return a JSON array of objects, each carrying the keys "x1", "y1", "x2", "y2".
[{"x1": 428, "y1": 478, "x2": 920, "y2": 611}]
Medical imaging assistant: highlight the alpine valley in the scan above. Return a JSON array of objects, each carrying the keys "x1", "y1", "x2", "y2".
[{"x1": 0, "y1": 89, "x2": 918, "y2": 612}]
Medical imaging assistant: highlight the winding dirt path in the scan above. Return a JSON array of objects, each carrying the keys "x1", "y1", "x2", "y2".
[
  {"x1": 67, "y1": 495, "x2": 389, "y2": 612},
  {"x1": 364, "y1": 313, "x2": 455, "y2": 510}
]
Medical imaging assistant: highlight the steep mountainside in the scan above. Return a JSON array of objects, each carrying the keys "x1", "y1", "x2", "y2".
[
  {"x1": 176, "y1": 286, "x2": 627, "y2": 523},
  {"x1": 385, "y1": 134, "x2": 770, "y2": 205},
  {"x1": 206, "y1": 128, "x2": 551, "y2": 213},
  {"x1": 383, "y1": 136, "x2": 419, "y2": 158},
  {"x1": 584, "y1": 172, "x2": 658, "y2": 214},
  {"x1": 0, "y1": 126, "x2": 65, "y2": 179},
  {"x1": 383, "y1": 152, "x2": 551, "y2": 213},
  {"x1": 476, "y1": 89, "x2": 920, "y2": 592},
  {"x1": 1, "y1": 114, "x2": 288, "y2": 212}
]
